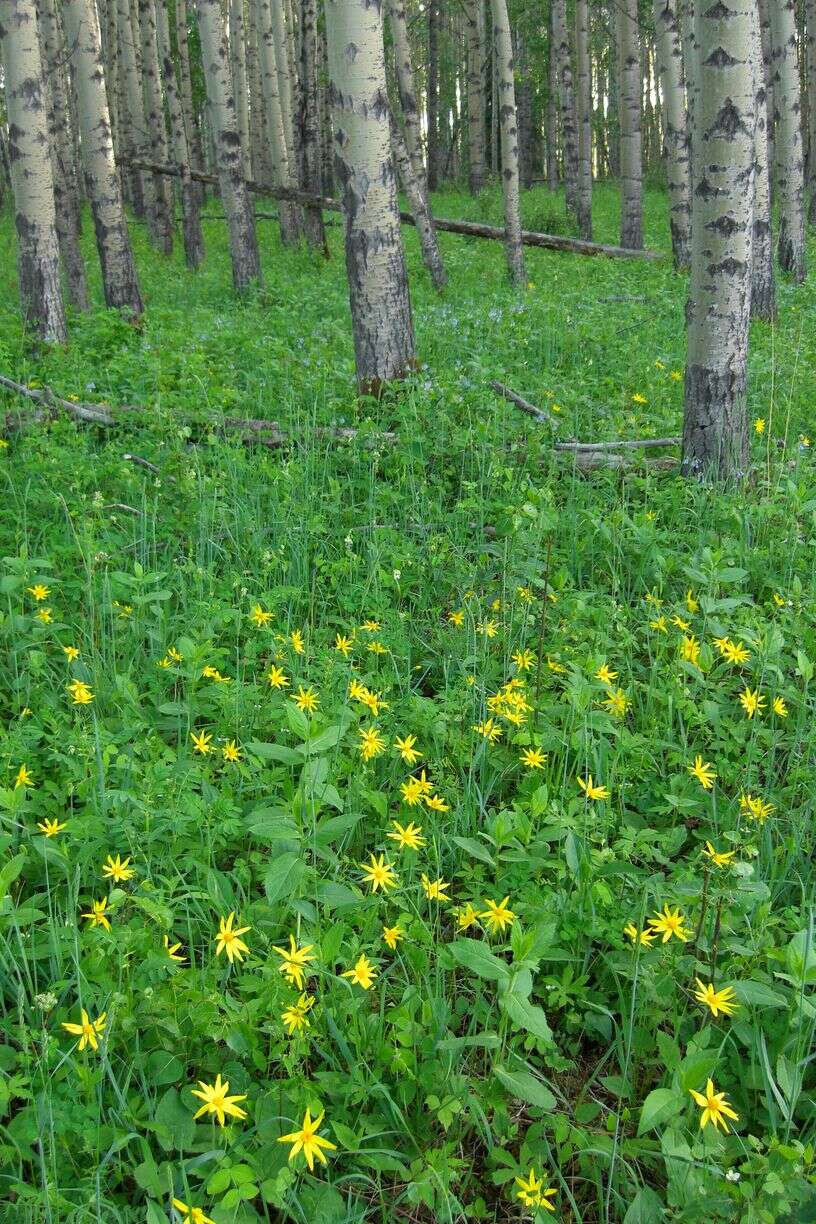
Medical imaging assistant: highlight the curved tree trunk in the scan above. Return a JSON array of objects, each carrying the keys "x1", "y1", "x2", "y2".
[
  {"x1": 388, "y1": 0, "x2": 426, "y2": 192},
  {"x1": 229, "y1": 0, "x2": 252, "y2": 180},
  {"x1": 138, "y1": 0, "x2": 174, "y2": 254},
  {"x1": 749, "y1": 1, "x2": 775, "y2": 320},
  {"x1": 682, "y1": 0, "x2": 755, "y2": 482},
  {"x1": 770, "y1": 0, "x2": 806, "y2": 280},
  {"x1": 490, "y1": 0, "x2": 526, "y2": 285},
  {"x1": 575, "y1": 0, "x2": 592, "y2": 239},
  {"x1": 298, "y1": 0, "x2": 327, "y2": 249},
  {"x1": 619, "y1": 0, "x2": 643, "y2": 248},
  {"x1": 551, "y1": 0, "x2": 578, "y2": 213},
  {"x1": 325, "y1": 0, "x2": 415, "y2": 391},
  {"x1": 653, "y1": 0, "x2": 690, "y2": 267},
  {"x1": 465, "y1": 0, "x2": 486, "y2": 193},
  {"x1": 389, "y1": 112, "x2": 447, "y2": 289},
  {"x1": 156, "y1": 0, "x2": 204, "y2": 269},
  {"x1": 62, "y1": 0, "x2": 143, "y2": 315},
  {"x1": 257, "y1": 0, "x2": 302, "y2": 244},
  {"x1": 1, "y1": 0, "x2": 67, "y2": 341},
  {"x1": 38, "y1": 0, "x2": 89, "y2": 309},
  {"x1": 196, "y1": 0, "x2": 261, "y2": 290}
]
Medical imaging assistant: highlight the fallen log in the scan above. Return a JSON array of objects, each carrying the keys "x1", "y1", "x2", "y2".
[
  {"x1": 490, "y1": 381, "x2": 556, "y2": 425},
  {"x1": 123, "y1": 159, "x2": 665, "y2": 261},
  {"x1": 555, "y1": 436, "x2": 680, "y2": 452},
  {"x1": 0, "y1": 373, "x2": 116, "y2": 425}
]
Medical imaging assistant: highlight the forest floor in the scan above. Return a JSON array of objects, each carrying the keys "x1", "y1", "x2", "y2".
[{"x1": 1, "y1": 185, "x2": 815, "y2": 1223}]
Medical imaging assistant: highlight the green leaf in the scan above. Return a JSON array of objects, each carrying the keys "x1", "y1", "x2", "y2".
[
  {"x1": 732, "y1": 980, "x2": 787, "y2": 1008},
  {"x1": 448, "y1": 938, "x2": 510, "y2": 984},
  {"x1": 145, "y1": 1049, "x2": 184, "y2": 1085},
  {"x1": 622, "y1": 1186, "x2": 665, "y2": 1224},
  {"x1": 493, "y1": 1065, "x2": 556, "y2": 1111},
  {"x1": 246, "y1": 740, "x2": 303, "y2": 766},
  {"x1": 450, "y1": 835, "x2": 495, "y2": 866},
  {"x1": 298, "y1": 721, "x2": 348, "y2": 754},
  {"x1": 314, "y1": 880, "x2": 362, "y2": 910},
  {"x1": 264, "y1": 852, "x2": 305, "y2": 905},
  {"x1": 0, "y1": 853, "x2": 26, "y2": 901},
  {"x1": 499, "y1": 991, "x2": 553, "y2": 1045},
  {"x1": 637, "y1": 1087, "x2": 685, "y2": 1135}
]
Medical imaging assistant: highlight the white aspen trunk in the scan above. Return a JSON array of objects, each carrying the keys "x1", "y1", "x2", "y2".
[
  {"x1": 607, "y1": 0, "x2": 621, "y2": 177},
  {"x1": 770, "y1": 0, "x2": 806, "y2": 280},
  {"x1": 156, "y1": 0, "x2": 204, "y2": 269},
  {"x1": 490, "y1": 0, "x2": 526, "y2": 285},
  {"x1": 547, "y1": 10, "x2": 559, "y2": 189},
  {"x1": 271, "y1": 0, "x2": 296, "y2": 167},
  {"x1": 324, "y1": 0, "x2": 416, "y2": 391},
  {"x1": 465, "y1": 0, "x2": 486, "y2": 193},
  {"x1": 683, "y1": 0, "x2": 755, "y2": 481},
  {"x1": 196, "y1": 0, "x2": 261, "y2": 290},
  {"x1": 653, "y1": 0, "x2": 691, "y2": 267},
  {"x1": 1, "y1": 0, "x2": 66, "y2": 341},
  {"x1": 116, "y1": 0, "x2": 150, "y2": 217},
  {"x1": 757, "y1": 0, "x2": 774, "y2": 184},
  {"x1": 551, "y1": 0, "x2": 579, "y2": 212},
  {"x1": 104, "y1": 0, "x2": 120, "y2": 168},
  {"x1": 229, "y1": 0, "x2": 252, "y2": 180},
  {"x1": 298, "y1": 0, "x2": 327, "y2": 248},
  {"x1": 256, "y1": 0, "x2": 302, "y2": 244},
  {"x1": 389, "y1": 110, "x2": 447, "y2": 289},
  {"x1": 37, "y1": 0, "x2": 89, "y2": 309},
  {"x1": 388, "y1": 0, "x2": 426, "y2": 191},
  {"x1": 176, "y1": 0, "x2": 205, "y2": 179},
  {"x1": 138, "y1": 0, "x2": 174, "y2": 254},
  {"x1": 575, "y1": 0, "x2": 592, "y2": 238},
  {"x1": 246, "y1": 0, "x2": 269, "y2": 183},
  {"x1": 62, "y1": 0, "x2": 143, "y2": 315},
  {"x1": 427, "y1": 0, "x2": 441, "y2": 189},
  {"x1": 619, "y1": 0, "x2": 643, "y2": 248},
  {"x1": 749, "y1": 0, "x2": 775, "y2": 319},
  {"x1": 807, "y1": 0, "x2": 816, "y2": 220}
]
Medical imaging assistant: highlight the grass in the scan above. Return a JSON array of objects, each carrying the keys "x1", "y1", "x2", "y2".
[{"x1": 0, "y1": 182, "x2": 815, "y2": 1223}]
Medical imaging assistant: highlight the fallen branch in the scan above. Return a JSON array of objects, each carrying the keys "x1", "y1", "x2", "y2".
[
  {"x1": 123, "y1": 452, "x2": 160, "y2": 473},
  {"x1": 221, "y1": 416, "x2": 398, "y2": 448},
  {"x1": 122, "y1": 159, "x2": 664, "y2": 261},
  {"x1": 490, "y1": 381, "x2": 555, "y2": 425},
  {"x1": 0, "y1": 373, "x2": 115, "y2": 425},
  {"x1": 555, "y1": 436, "x2": 680, "y2": 452}
]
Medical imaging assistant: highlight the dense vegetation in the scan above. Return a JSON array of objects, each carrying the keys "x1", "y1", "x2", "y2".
[{"x1": 1, "y1": 187, "x2": 815, "y2": 1223}]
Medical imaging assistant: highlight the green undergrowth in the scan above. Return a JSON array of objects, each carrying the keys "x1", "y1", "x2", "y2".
[{"x1": 0, "y1": 184, "x2": 815, "y2": 1223}]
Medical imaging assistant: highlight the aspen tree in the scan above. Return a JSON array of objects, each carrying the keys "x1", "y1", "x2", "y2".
[
  {"x1": 196, "y1": 0, "x2": 261, "y2": 290},
  {"x1": 1, "y1": 0, "x2": 66, "y2": 341},
  {"x1": 770, "y1": 0, "x2": 805, "y2": 280},
  {"x1": 256, "y1": 0, "x2": 301, "y2": 244},
  {"x1": 156, "y1": 0, "x2": 204, "y2": 269},
  {"x1": 653, "y1": 0, "x2": 690, "y2": 267},
  {"x1": 388, "y1": 0, "x2": 426, "y2": 190},
  {"x1": 465, "y1": 0, "x2": 486, "y2": 193},
  {"x1": 490, "y1": 0, "x2": 526, "y2": 285},
  {"x1": 324, "y1": 0, "x2": 416, "y2": 390},
  {"x1": 551, "y1": 0, "x2": 579, "y2": 213},
  {"x1": 575, "y1": 0, "x2": 592, "y2": 239},
  {"x1": 683, "y1": 0, "x2": 755, "y2": 481},
  {"x1": 138, "y1": 0, "x2": 174, "y2": 253},
  {"x1": 619, "y1": 0, "x2": 643, "y2": 248},
  {"x1": 298, "y1": 0, "x2": 327, "y2": 249}
]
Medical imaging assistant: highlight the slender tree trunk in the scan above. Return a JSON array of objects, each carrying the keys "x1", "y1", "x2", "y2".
[
  {"x1": 807, "y1": 0, "x2": 816, "y2": 219},
  {"x1": 37, "y1": 0, "x2": 89, "y2": 309},
  {"x1": 62, "y1": 0, "x2": 143, "y2": 315},
  {"x1": 575, "y1": 0, "x2": 592, "y2": 238},
  {"x1": 770, "y1": 0, "x2": 806, "y2": 279},
  {"x1": 547, "y1": 13, "x2": 559, "y2": 189},
  {"x1": 515, "y1": 31, "x2": 534, "y2": 189},
  {"x1": 246, "y1": 0, "x2": 266, "y2": 180},
  {"x1": 325, "y1": 0, "x2": 416, "y2": 391},
  {"x1": 749, "y1": 0, "x2": 775, "y2": 319},
  {"x1": 115, "y1": 0, "x2": 149, "y2": 216},
  {"x1": 196, "y1": 0, "x2": 261, "y2": 290},
  {"x1": 298, "y1": 0, "x2": 327, "y2": 248},
  {"x1": 388, "y1": 0, "x2": 426, "y2": 191},
  {"x1": 229, "y1": 0, "x2": 252, "y2": 180},
  {"x1": 490, "y1": 0, "x2": 526, "y2": 284},
  {"x1": 271, "y1": 0, "x2": 297, "y2": 168},
  {"x1": 465, "y1": 0, "x2": 486, "y2": 193},
  {"x1": 138, "y1": 0, "x2": 174, "y2": 253},
  {"x1": 653, "y1": 0, "x2": 690, "y2": 267},
  {"x1": 176, "y1": 0, "x2": 206, "y2": 181},
  {"x1": 607, "y1": 0, "x2": 621, "y2": 177},
  {"x1": 618, "y1": 0, "x2": 643, "y2": 248},
  {"x1": 682, "y1": 0, "x2": 755, "y2": 482},
  {"x1": 257, "y1": 0, "x2": 302, "y2": 243},
  {"x1": 757, "y1": 0, "x2": 774, "y2": 184},
  {"x1": 1, "y1": 0, "x2": 67, "y2": 341},
  {"x1": 551, "y1": 0, "x2": 579, "y2": 213},
  {"x1": 427, "y1": 0, "x2": 441, "y2": 190},
  {"x1": 157, "y1": 0, "x2": 203, "y2": 268},
  {"x1": 319, "y1": 27, "x2": 334, "y2": 195},
  {"x1": 390, "y1": 113, "x2": 447, "y2": 289}
]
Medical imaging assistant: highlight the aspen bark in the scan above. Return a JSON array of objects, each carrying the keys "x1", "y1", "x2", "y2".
[
  {"x1": 271, "y1": 0, "x2": 296, "y2": 166},
  {"x1": 257, "y1": 0, "x2": 301, "y2": 243},
  {"x1": 246, "y1": 0, "x2": 267, "y2": 182},
  {"x1": 389, "y1": 112, "x2": 447, "y2": 289},
  {"x1": 62, "y1": 0, "x2": 143, "y2": 315},
  {"x1": 619, "y1": 0, "x2": 643, "y2": 248},
  {"x1": 653, "y1": 0, "x2": 690, "y2": 267},
  {"x1": 37, "y1": 0, "x2": 89, "y2": 309},
  {"x1": 176, "y1": 0, "x2": 206, "y2": 179},
  {"x1": 807, "y1": 0, "x2": 816, "y2": 220},
  {"x1": 575, "y1": 0, "x2": 592, "y2": 239},
  {"x1": 515, "y1": 31, "x2": 533, "y2": 189},
  {"x1": 156, "y1": 0, "x2": 204, "y2": 268},
  {"x1": 607, "y1": 0, "x2": 621, "y2": 177},
  {"x1": 757, "y1": 0, "x2": 774, "y2": 181},
  {"x1": 490, "y1": 0, "x2": 526, "y2": 285},
  {"x1": 324, "y1": 0, "x2": 415, "y2": 391},
  {"x1": 465, "y1": 0, "x2": 486, "y2": 193},
  {"x1": 546, "y1": 12, "x2": 559, "y2": 190},
  {"x1": 1, "y1": 0, "x2": 67, "y2": 341},
  {"x1": 749, "y1": 0, "x2": 775, "y2": 319},
  {"x1": 196, "y1": 0, "x2": 261, "y2": 289},
  {"x1": 682, "y1": 0, "x2": 755, "y2": 482},
  {"x1": 388, "y1": 0, "x2": 426, "y2": 191},
  {"x1": 229, "y1": 0, "x2": 252, "y2": 179},
  {"x1": 138, "y1": 0, "x2": 174, "y2": 253},
  {"x1": 298, "y1": 0, "x2": 327, "y2": 248},
  {"x1": 427, "y1": 0, "x2": 441, "y2": 189},
  {"x1": 551, "y1": 0, "x2": 579, "y2": 214},
  {"x1": 116, "y1": 0, "x2": 149, "y2": 216},
  {"x1": 770, "y1": 0, "x2": 806, "y2": 280}
]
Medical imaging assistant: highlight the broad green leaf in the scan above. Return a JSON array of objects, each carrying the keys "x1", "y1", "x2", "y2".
[
  {"x1": 451, "y1": 835, "x2": 495, "y2": 866},
  {"x1": 448, "y1": 938, "x2": 510, "y2": 984},
  {"x1": 246, "y1": 740, "x2": 303, "y2": 766},
  {"x1": 732, "y1": 980, "x2": 787, "y2": 1008},
  {"x1": 637, "y1": 1087, "x2": 685, "y2": 1135},
  {"x1": 493, "y1": 1065, "x2": 556, "y2": 1111},
  {"x1": 499, "y1": 991, "x2": 553, "y2": 1044},
  {"x1": 264, "y1": 852, "x2": 305, "y2": 904}
]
